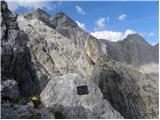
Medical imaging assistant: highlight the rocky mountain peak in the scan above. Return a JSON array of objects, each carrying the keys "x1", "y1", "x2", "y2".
[
  {"x1": 122, "y1": 33, "x2": 152, "y2": 48},
  {"x1": 55, "y1": 11, "x2": 66, "y2": 17},
  {"x1": 125, "y1": 34, "x2": 146, "y2": 42},
  {"x1": 127, "y1": 33, "x2": 143, "y2": 38},
  {"x1": 35, "y1": 8, "x2": 46, "y2": 13},
  {"x1": 50, "y1": 12, "x2": 77, "y2": 27},
  {"x1": 34, "y1": 8, "x2": 50, "y2": 17},
  {"x1": 23, "y1": 8, "x2": 56, "y2": 29},
  {"x1": 100, "y1": 33, "x2": 159, "y2": 66},
  {"x1": 24, "y1": 8, "x2": 50, "y2": 20}
]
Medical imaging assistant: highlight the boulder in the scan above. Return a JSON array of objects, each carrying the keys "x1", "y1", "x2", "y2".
[{"x1": 40, "y1": 73, "x2": 123, "y2": 119}]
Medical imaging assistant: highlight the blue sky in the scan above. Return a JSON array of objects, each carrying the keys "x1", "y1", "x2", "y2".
[{"x1": 7, "y1": 1, "x2": 159, "y2": 45}]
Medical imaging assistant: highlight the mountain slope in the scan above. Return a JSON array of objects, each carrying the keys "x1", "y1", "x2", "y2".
[{"x1": 23, "y1": 9, "x2": 106, "y2": 63}]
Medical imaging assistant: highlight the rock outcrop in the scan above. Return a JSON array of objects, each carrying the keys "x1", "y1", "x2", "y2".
[
  {"x1": 1, "y1": 1, "x2": 40, "y2": 97},
  {"x1": 40, "y1": 73, "x2": 123, "y2": 119},
  {"x1": 93, "y1": 56, "x2": 158, "y2": 118}
]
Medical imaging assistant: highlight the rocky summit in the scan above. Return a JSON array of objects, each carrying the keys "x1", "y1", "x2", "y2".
[{"x1": 1, "y1": 1, "x2": 159, "y2": 119}]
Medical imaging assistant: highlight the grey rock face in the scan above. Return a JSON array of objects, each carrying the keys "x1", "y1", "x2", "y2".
[
  {"x1": 23, "y1": 8, "x2": 55, "y2": 29},
  {"x1": 17, "y1": 16, "x2": 97, "y2": 83},
  {"x1": 22, "y1": 9, "x2": 106, "y2": 63},
  {"x1": 1, "y1": 103, "x2": 54, "y2": 119},
  {"x1": 50, "y1": 12, "x2": 91, "y2": 48},
  {"x1": 17, "y1": 10, "x2": 107, "y2": 87},
  {"x1": 94, "y1": 56, "x2": 158, "y2": 118},
  {"x1": 154, "y1": 43, "x2": 159, "y2": 50},
  {"x1": 154, "y1": 43, "x2": 159, "y2": 58},
  {"x1": 1, "y1": 1, "x2": 40, "y2": 97},
  {"x1": 1, "y1": 80, "x2": 21, "y2": 99},
  {"x1": 50, "y1": 12, "x2": 107, "y2": 62},
  {"x1": 40, "y1": 73, "x2": 123, "y2": 119},
  {"x1": 100, "y1": 34, "x2": 159, "y2": 67}
]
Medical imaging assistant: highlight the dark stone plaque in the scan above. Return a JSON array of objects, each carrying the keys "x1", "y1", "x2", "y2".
[{"x1": 77, "y1": 85, "x2": 89, "y2": 95}]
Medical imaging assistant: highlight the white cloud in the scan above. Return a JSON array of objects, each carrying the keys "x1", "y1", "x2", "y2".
[
  {"x1": 76, "y1": 21, "x2": 86, "y2": 30},
  {"x1": 148, "y1": 32, "x2": 156, "y2": 37},
  {"x1": 90, "y1": 29, "x2": 136, "y2": 42},
  {"x1": 150, "y1": 41, "x2": 158, "y2": 46},
  {"x1": 75, "y1": 5, "x2": 86, "y2": 15},
  {"x1": 95, "y1": 17, "x2": 106, "y2": 30},
  {"x1": 91, "y1": 31, "x2": 122, "y2": 42},
  {"x1": 118, "y1": 14, "x2": 127, "y2": 21},
  {"x1": 123, "y1": 29, "x2": 136, "y2": 37},
  {"x1": 6, "y1": 0, "x2": 54, "y2": 11}
]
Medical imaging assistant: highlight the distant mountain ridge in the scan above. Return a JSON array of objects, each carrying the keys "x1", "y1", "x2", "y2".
[{"x1": 100, "y1": 34, "x2": 159, "y2": 67}]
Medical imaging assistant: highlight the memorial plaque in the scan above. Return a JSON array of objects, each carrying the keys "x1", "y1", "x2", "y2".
[{"x1": 77, "y1": 85, "x2": 89, "y2": 95}]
